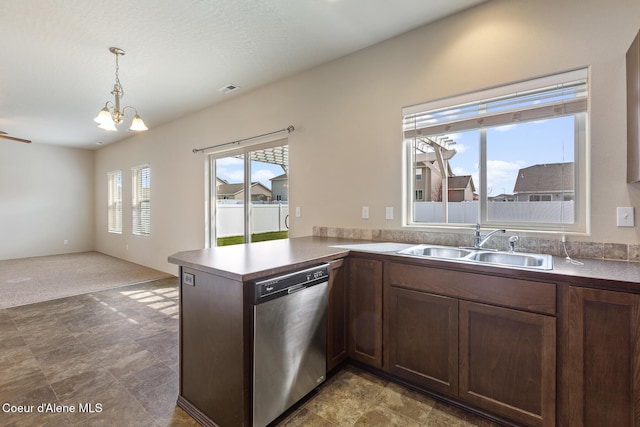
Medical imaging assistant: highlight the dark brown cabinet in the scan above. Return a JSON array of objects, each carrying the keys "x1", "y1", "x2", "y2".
[
  {"x1": 385, "y1": 286, "x2": 459, "y2": 396},
  {"x1": 459, "y1": 301, "x2": 556, "y2": 427},
  {"x1": 384, "y1": 261, "x2": 556, "y2": 427},
  {"x1": 566, "y1": 287, "x2": 640, "y2": 427},
  {"x1": 628, "y1": 29, "x2": 640, "y2": 183},
  {"x1": 349, "y1": 257, "x2": 383, "y2": 368},
  {"x1": 327, "y1": 259, "x2": 349, "y2": 372}
]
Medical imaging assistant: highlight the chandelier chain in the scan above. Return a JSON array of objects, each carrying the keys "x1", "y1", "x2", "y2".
[{"x1": 113, "y1": 51, "x2": 123, "y2": 97}]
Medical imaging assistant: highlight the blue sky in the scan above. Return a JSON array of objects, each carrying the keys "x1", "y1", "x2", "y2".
[
  {"x1": 215, "y1": 156, "x2": 285, "y2": 190},
  {"x1": 447, "y1": 115, "x2": 575, "y2": 196}
]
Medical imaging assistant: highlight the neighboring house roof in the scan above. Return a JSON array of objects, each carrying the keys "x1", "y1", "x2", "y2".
[
  {"x1": 216, "y1": 183, "x2": 244, "y2": 197},
  {"x1": 270, "y1": 173, "x2": 288, "y2": 181},
  {"x1": 514, "y1": 162, "x2": 574, "y2": 193},
  {"x1": 448, "y1": 175, "x2": 476, "y2": 192},
  {"x1": 217, "y1": 182, "x2": 271, "y2": 197}
]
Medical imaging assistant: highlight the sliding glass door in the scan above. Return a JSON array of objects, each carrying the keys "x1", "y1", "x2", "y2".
[{"x1": 209, "y1": 140, "x2": 289, "y2": 246}]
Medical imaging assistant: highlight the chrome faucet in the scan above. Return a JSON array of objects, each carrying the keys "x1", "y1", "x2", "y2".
[{"x1": 474, "y1": 223, "x2": 506, "y2": 249}]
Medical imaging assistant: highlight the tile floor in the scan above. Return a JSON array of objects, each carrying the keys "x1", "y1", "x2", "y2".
[
  {"x1": 0, "y1": 278, "x2": 500, "y2": 427},
  {"x1": 278, "y1": 365, "x2": 501, "y2": 427}
]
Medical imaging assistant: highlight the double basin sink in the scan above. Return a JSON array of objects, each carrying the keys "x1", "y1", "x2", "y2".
[{"x1": 397, "y1": 244, "x2": 553, "y2": 270}]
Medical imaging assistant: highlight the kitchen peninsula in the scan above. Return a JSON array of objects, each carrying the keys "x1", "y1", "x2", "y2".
[{"x1": 169, "y1": 236, "x2": 640, "y2": 427}]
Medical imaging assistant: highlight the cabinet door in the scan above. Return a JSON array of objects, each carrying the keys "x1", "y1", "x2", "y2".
[
  {"x1": 327, "y1": 259, "x2": 348, "y2": 372},
  {"x1": 459, "y1": 301, "x2": 556, "y2": 427},
  {"x1": 349, "y1": 258, "x2": 383, "y2": 368},
  {"x1": 567, "y1": 287, "x2": 640, "y2": 427},
  {"x1": 386, "y1": 286, "x2": 458, "y2": 396}
]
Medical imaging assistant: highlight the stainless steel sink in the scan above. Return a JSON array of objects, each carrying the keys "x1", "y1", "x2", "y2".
[
  {"x1": 397, "y1": 245, "x2": 472, "y2": 259},
  {"x1": 397, "y1": 244, "x2": 553, "y2": 270},
  {"x1": 465, "y1": 251, "x2": 553, "y2": 269}
]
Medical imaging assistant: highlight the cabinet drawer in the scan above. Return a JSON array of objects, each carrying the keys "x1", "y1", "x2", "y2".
[{"x1": 385, "y1": 262, "x2": 556, "y2": 315}]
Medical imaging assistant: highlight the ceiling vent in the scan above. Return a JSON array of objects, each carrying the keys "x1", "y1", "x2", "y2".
[{"x1": 218, "y1": 84, "x2": 239, "y2": 94}]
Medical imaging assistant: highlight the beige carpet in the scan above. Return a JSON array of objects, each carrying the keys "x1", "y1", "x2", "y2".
[{"x1": 0, "y1": 251, "x2": 173, "y2": 309}]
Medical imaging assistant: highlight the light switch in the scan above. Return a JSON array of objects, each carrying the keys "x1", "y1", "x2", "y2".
[
  {"x1": 362, "y1": 206, "x2": 369, "y2": 219},
  {"x1": 295, "y1": 207, "x2": 301, "y2": 218},
  {"x1": 616, "y1": 207, "x2": 635, "y2": 227},
  {"x1": 386, "y1": 207, "x2": 394, "y2": 220}
]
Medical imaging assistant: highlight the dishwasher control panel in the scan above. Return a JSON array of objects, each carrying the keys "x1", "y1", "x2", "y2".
[{"x1": 253, "y1": 264, "x2": 329, "y2": 304}]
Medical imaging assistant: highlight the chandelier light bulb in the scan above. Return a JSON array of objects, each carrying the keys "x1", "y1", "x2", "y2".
[
  {"x1": 94, "y1": 107, "x2": 112, "y2": 125},
  {"x1": 129, "y1": 114, "x2": 148, "y2": 131}
]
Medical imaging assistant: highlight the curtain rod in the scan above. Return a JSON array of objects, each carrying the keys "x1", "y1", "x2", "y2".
[{"x1": 192, "y1": 125, "x2": 295, "y2": 154}]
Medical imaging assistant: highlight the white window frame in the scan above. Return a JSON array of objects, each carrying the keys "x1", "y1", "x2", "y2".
[
  {"x1": 402, "y1": 69, "x2": 589, "y2": 233},
  {"x1": 206, "y1": 138, "x2": 289, "y2": 247},
  {"x1": 132, "y1": 164, "x2": 151, "y2": 237},
  {"x1": 107, "y1": 170, "x2": 122, "y2": 234}
]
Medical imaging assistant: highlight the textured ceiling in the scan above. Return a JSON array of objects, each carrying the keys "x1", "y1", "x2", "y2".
[{"x1": 0, "y1": 0, "x2": 485, "y2": 149}]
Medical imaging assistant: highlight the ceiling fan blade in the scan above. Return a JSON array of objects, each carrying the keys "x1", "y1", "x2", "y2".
[{"x1": 0, "y1": 134, "x2": 31, "y2": 143}]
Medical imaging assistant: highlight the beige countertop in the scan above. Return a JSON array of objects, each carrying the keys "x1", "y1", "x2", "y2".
[{"x1": 169, "y1": 236, "x2": 640, "y2": 290}]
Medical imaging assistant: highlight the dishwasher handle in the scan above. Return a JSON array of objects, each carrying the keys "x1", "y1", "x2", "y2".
[{"x1": 287, "y1": 284, "x2": 307, "y2": 294}]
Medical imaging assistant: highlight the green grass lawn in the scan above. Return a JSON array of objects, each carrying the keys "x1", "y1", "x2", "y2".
[{"x1": 216, "y1": 231, "x2": 289, "y2": 246}]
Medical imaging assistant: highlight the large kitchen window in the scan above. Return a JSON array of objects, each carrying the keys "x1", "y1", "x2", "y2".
[
  {"x1": 132, "y1": 164, "x2": 151, "y2": 236},
  {"x1": 208, "y1": 139, "x2": 289, "y2": 246},
  {"x1": 403, "y1": 69, "x2": 588, "y2": 232},
  {"x1": 107, "y1": 170, "x2": 122, "y2": 233}
]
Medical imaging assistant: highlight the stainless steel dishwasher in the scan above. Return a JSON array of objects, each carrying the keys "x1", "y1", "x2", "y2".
[{"x1": 252, "y1": 264, "x2": 329, "y2": 427}]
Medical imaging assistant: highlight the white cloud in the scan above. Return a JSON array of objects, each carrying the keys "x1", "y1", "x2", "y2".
[
  {"x1": 486, "y1": 159, "x2": 526, "y2": 195},
  {"x1": 451, "y1": 143, "x2": 468, "y2": 154},
  {"x1": 217, "y1": 167, "x2": 244, "y2": 183},
  {"x1": 252, "y1": 169, "x2": 277, "y2": 184},
  {"x1": 493, "y1": 124, "x2": 516, "y2": 132}
]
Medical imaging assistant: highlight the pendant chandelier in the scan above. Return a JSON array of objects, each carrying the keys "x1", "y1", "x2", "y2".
[{"x1": 94, "y1": 47, "x2": 148, "y2": 132}]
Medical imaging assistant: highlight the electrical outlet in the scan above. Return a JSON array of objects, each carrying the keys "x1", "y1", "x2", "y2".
[
  {"x1": 362, "y1": 206, "x2": 369, "y2": 219},
  {"x1": 295, "y1": 207, "x2": 301, "y2": 218},
  {"x1": 63, "y1": 240, "x2": 69, "y2": 245},
  {"x1": 183, "y1": 272, "x2": 195, "y2": 286},
  {"x1": 617, "y1": 207, "x2": 635, "y2": 227}
]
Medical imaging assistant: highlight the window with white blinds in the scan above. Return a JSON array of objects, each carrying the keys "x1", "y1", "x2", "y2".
[
  {"x1": 403, "y1": 69, "x2": 588, "y2": 232},
  {"x1": 107, "y1": 170, "x2": 122, "y2": 233},
  {"x1": 132, "y1": 164, "x2": 151, "y2": 236}
]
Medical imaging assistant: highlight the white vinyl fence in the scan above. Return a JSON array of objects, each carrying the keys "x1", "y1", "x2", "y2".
[
  {"x1": 414, "y1": 201, "x2": 574, "y2": 224},
  {"x1": 216, "y1": 202, "x2": 289, "y2": 238}
]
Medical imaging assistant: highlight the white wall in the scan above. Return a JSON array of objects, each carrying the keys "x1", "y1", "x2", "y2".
[
  {"x1": 95, "y1": 0, "x2": 640, "y2": 274},
  {"x1": 94, "y1": 123, "x2": 205, "y2": 272},
  {"x1": 0, "y1": 142, "x2": 94, "y2": 259}
]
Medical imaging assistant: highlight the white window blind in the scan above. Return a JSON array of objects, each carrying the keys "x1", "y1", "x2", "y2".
[
  {"x1": 403, "y1": 69, "x2": 588, "y2": 138},
  {"x1": 132, "y1": 164, "x2": 150, "y2": 236},
  {"x1": 107, "y1": 170, "x2": 122, "y2": 233}
]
